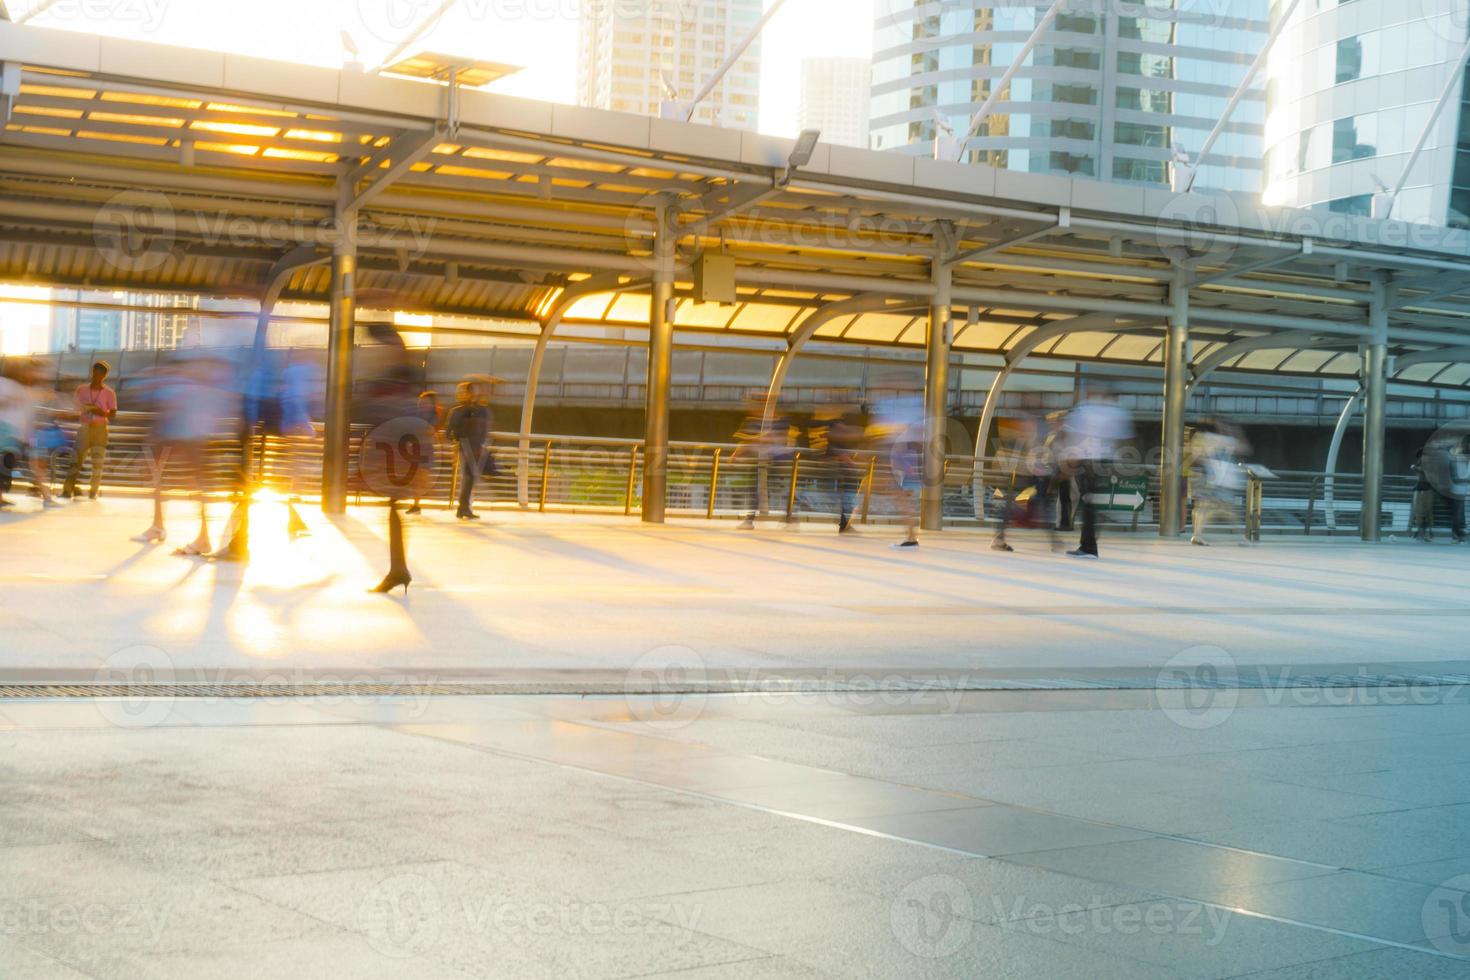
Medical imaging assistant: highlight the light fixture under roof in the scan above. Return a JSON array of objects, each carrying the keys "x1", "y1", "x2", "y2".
[{"x1": 381, "y1": 52, "x2": 520, "y2": 89}]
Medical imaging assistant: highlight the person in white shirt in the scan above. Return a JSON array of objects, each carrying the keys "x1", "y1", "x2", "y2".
[{"x1": 1058, "y1": 392, "x2": 1132, "y2": 559}]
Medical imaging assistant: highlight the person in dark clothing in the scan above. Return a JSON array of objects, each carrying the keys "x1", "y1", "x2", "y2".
[
  {"x1": 445, "y1": 381, "x2": 491, "y2": 521},
  {"x1": 1412, "y1": 450, "x2": 1434, "y2": 542},
  {"x1": 407, "y1": 391, "x2": 443, "y2": 516},
  {"x1": 810, "y1": 405, "x2": 866, "y2": 533}
]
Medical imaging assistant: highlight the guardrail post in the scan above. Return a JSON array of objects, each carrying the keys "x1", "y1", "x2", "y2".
[
  {"x1": 860, "y1": 455, "x2": 876, "y2": 524},
  {"x1": 538, "y1": 439, "x2": 552, "y2": 513},
  {"x1": 625, "y1": 446, "x2": 639, "y2": 517},
  {"x1": 707, "y1": 448, "x2": 721, "y2": 519},
  {"x1": 1304, "y1": 478, "x2": 1317, "y2": 535},
  {"x1": 787, "y1": 452, "x2": 802, "y2": 519}
]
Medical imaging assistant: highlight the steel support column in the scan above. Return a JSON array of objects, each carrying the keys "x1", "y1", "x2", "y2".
[
  {"x1": 1360, "y1": 285, "x2": 1390, "y2": 541},
  {"x1": 921, "y1": 260, "x2": 953, "y2": 531},
  {"x1": 321, "y1": 216, "x2": 357, "y2": 514},
  {"x1": 641, "y1": 208, "x2": 676, "y2": 523},
  {"x1": 1160, "y1": 270, "x2": 1190, "y2": 537}
]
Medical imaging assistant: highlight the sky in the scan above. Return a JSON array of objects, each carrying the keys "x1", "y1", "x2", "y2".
[{"x1": 13, "y1": 0, "x2": 874, "y2": 137}]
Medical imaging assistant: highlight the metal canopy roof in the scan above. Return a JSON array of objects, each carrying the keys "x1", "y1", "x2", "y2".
[{"x1": 2, "y1": 22, "x2": 1470, "y2": 387}]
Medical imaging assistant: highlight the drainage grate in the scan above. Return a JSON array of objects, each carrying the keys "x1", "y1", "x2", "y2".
[{"x1": 1, "y1": 672, "x2": 1467, "y2": 699}]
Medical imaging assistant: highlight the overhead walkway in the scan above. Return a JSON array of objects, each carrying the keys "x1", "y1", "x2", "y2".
[{"x1": 2, "y1": 22, "x2": 1470, "y2": 539}]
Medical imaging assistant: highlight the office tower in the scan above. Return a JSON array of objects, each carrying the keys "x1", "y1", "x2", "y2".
[
  {"x1": 578, "y1": 0, "x2": 763, "y2": 131},
  {"x1": 870, "y1": 2, "x2": 1269, "y2": 192},
  {"x1": 1262, "y1": 0, "x2": 1470, "y2": 226},
  {"x1": 798, "y1": 56, "x2": 871, "y2": 148}
]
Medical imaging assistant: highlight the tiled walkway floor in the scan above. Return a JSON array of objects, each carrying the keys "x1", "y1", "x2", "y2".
[{"x1": 4, "y1": 688, "x2": 1469, "y2": 979}]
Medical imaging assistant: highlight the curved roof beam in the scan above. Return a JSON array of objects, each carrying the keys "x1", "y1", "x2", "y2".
[{"x1": 1187, "y1": 330, "x2": 1346, "y2": 396}]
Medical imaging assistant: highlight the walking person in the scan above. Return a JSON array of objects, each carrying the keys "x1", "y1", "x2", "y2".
[
  {"x1": 135, "y1": 356, "x2": 238, "y2": 554},
  {"x1": 730, "y1": 397, "x2": 793, "y2": 529},
  {"x1": 869, "y1": 387, "x2": 922, "y2": 549},
  {"x1": 279, "y1": 359, "x2": 322, "y2": 538},
  {"x1": 990, "y1": 414, "x2": 1058, "y2": 554},
  {"x1": 406, "y1": 390, "x2": 443, "y2": 516},
  {"x1": 1412, "y1": 450, "x2": 1435, "y2": 542},
  {"x1": 445, "y1": 380, "x2": 491, "y2": 521},
  {"x1": 1188, "y1": 419, "x2": 1247, "y2": 547},
  {"x1": 813, "y1": 404, "x2": 865, "y2": 534},
  {"x1": 61, "y1": 361, "x2": 117, "y2": 500},
  {"x1": 1059, "y1": 390, "x2": 1132, "y2": 560},
  {"x1": 0, "y1": 359, "x2": 58, "y2": 509}
]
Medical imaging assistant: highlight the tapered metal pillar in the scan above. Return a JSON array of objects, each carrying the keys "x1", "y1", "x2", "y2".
[
  {"x1": 321, "y1": 217, "x2": 357, "y2": 514},
  {"x1": 1160, "y1": 270, "x2": 1190, "y2": 537},
  {"x1": 921, "y1": 260, "x2": 953, "y2": 531},
  {"x1": 641, "y1": 208, "x2": 676, "y2": 524},
  {"x1": 1360, "y1": 285, "x2": 1390, "y2": 542}
]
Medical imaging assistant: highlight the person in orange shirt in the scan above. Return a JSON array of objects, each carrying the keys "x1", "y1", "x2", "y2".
[{"x1": 61, "y1": 361, "x2": 117, "y2": 500}]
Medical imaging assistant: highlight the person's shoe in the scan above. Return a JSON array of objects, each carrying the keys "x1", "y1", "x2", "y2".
[
  {"x1": 134, "y1": 526, "x2": 166, "y2": 544},
  {"x1": 1190, "y1": 537, "x2": 1209, "y2": 547},
  {"x1": 991, "y1": 538, "x2": 1014, "y2": 553},
  {"x1": 87, "y1": 491, "x2": 98, "y2": 500},
  {"x1": 41, "y1": 498, "x2": 62, "y2": 509},
  {"x1": 405, "y1": 504, "x2": 422, "y2": 515},
  {"x1": 1067, "y1": 549, "x2": 1099, "y2": 560},
  {"x1": 738, "y1": 518, "x2": 755, "y2": 529},
  {"x1": 370, "y1": 571, "x2": 412, "y2": 595},
  {"x1": 462, "y1": 512, "x2": 480, "y2": 521},
  {"x1": 838, "y1": 523, "x2": 859, "y2": 535},
  {"x1": 892, "y1": 539, "x2": 919, "y2": 550},
  {"x1": 0, "y1": 498, "x2": 12, "y2": 509},
  {"x1": 61, "y1": 488, "x2": 76, "y2": 500}
]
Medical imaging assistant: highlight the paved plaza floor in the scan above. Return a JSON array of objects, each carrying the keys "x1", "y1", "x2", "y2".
[
  {"x1": 2, "y1": 497, "x2": 1468, "y2": 680},
  {"x1": 3, "y1": 689, "x2": 1470, "y2": 978},
  {"x1": 4, "y1": 498, "x2": 1470, "y2": 977}
]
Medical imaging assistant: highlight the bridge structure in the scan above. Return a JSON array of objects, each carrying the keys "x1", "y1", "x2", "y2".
[{"x1": 2, "y1": 22, "x2": 1470, "y2": 540}]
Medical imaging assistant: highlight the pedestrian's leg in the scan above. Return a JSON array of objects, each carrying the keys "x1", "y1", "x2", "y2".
[
  {"x1": 1078, "y1": 466, "x2": 1099, "y2": 556},
  {"x1": 457, "y1": 441, "x2": 475, "y2": 517},
  {"x1": 371, "y1": 499, "x2": 412, "y2": 593},
  {"x1": 837, "y1": 463, "x2": 855, "y2": 530},
  {"x1": 86, "y1": 431, "x2": 106, "y2": 498},
  {"x1": 140, "y1": 443, "x2": 167, "y2": 541},
  {"x1": 1455, "y1": 496, "x2": 1467, "y2": 542},
  {"x1": 61, "y1": 427, "x2": 89, "y2": 497}
]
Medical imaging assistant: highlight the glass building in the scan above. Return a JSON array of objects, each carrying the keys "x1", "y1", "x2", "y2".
[
  {"x1": 869, "y1": 1, "x2": 1269, "y2": 192},
  {"x1": 1262, "y1": 0, "x2": 1470, "y2": 227}
]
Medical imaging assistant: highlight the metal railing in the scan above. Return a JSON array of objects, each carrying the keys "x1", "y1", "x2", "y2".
[{"x1": 10, "y1": 411, "x2": 1427, "y2": 535}]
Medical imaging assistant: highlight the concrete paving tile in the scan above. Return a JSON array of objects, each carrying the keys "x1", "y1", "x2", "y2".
[
  {"x1": 1276, "y1": 764, "x2": 1470, "y2": 808},
  {"x1": 1016, "y1": 900, "x2": 1379, "y2": 980},
  {"x1": 1222, "y1": 945, "x2": 1470, "y2": 979},
  {"x1": 0, "y1": 941, "x2": 95, "y2": 980},
  {"x1": 35, "y1": 934, "x2": 483, "y2": 980},
  {"x1": 629, "y1": 956, "x2": 831, "y2": 979},
  {"x1": 811, "y1": 854, "x2": 1163, "y2": 925},
  {"x1": 2, "y1": 841, "x2": 331, "y2": 959},
  {"x1": 1184, "y1": 815, "x2": 1469, "y2": 871},
  {"x1": 1205, "y1": 872, "x2": 1470, "y2": 946},
  {"x1": 847, "y1": 805, "x2": 1155, "y2": 858},
  {"x1": 1004, "y1": 837, "x2": 1335, "y2": 900},
  {"x1": 705, "y1": 773, "x2": 986, "y2": 821}
]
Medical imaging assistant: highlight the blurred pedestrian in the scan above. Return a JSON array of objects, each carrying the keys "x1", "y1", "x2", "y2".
[
  {"x1": 1412, "y1": 449, "x2": 1434, "y2": 542},
  {"x1": 61, "y1": 361, "x2": 117, "y2": 500},
  {"x1": 407, "y1": 390, "x2": 443, "y2": 516},
  {"x1": 1187, "y1": 419, "x2": 1247, "y2": 547},
  {"x1": 868, "y1": 387, "x2": 922, "y2": 549},
  {"x1": 730, "y1": 397, "x2": 794, "y2": 529},
  {"x1": 1059, "y1": 390, "x2": 1132, "y2": 560},
  {"x1": 357, "y1": 326, "x2": 429, "y2": 594},
  {"x1": 0, "y1": 359, "x2": 58, "y2": 509},
  {"x1": 280, "y1": 359, "x2": 322, "y2": 537},
  {"x1": 990, "y1": 414, "x2": 1058, "y2": 553},
  {"x1": 445, "y1": 380, "x2": 491, "y2": 521},
  {"x1": 136, "y1": 355, "x2": 239, "y2": 554},
  {"x1": 811, "y1": 403, "x2": 865, "y2": 534}
]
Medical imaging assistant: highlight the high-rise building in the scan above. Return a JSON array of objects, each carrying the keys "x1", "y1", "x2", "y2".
[
  {"x1": 869, "y1": 2, "x2": 1269, "y2": 192},
  {"x1": 798, "y1": 57, "x2": 871, "y2": 149},
  {"x1": 578, "y1": 0, "x2": 763, "y2": 131},
  {"x1": 1262, "y1": 0, "x2": 1470, "y2": 227}
]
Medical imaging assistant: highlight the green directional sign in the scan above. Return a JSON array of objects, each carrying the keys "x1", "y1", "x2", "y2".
[{"x1": 1086, "y1": 475, "x2": 1148, "y2": 513}]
